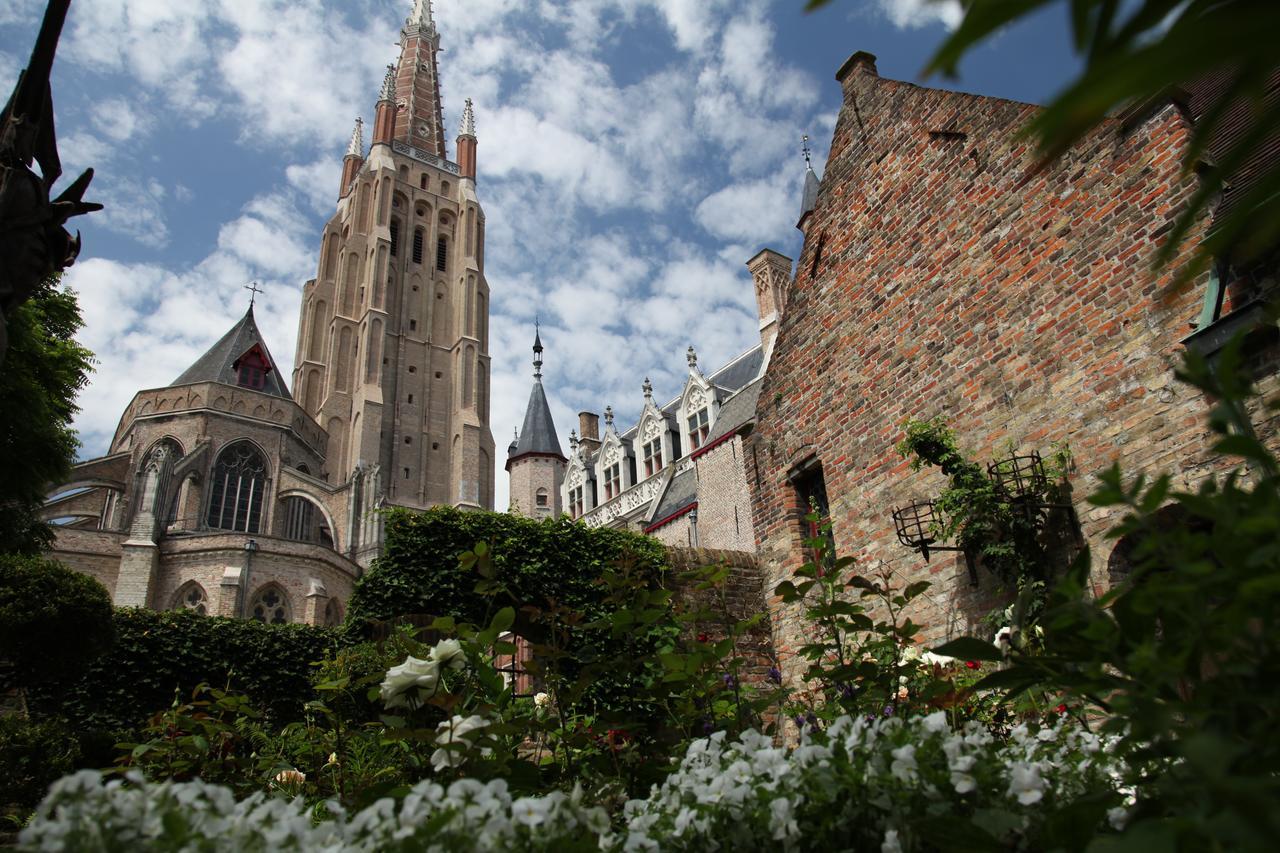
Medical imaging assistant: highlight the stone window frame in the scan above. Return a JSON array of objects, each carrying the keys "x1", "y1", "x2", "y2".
[
  {"x1": 535, "y1": 488, "x2": 549, "y2": 508},
  {"x1": 249, "y1": 583, "x2": 291, "y2": 625},
  {"x1": 171, "y1": 581, "x2": 208, "y2": 616},
  {"x1": 788, "y1": 454, "x2": 835, "y2": 569},
  {"x1": 642, "y1": 438, "x2": 663, "y2": 479},
  {"x1": 205, "y1": 440, "x2": 270, "y2": 534},
  {"x1": 678, "y1": 375, "x2": 716, "y2": 454}
]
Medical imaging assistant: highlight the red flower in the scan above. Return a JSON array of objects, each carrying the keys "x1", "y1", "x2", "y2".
[
  {"x1": 697, "y1": 633, "x2": 709, "y2": 643},
  {"x1": 1055, "y1": 703, "x2": 1069, "y2": 715},
  {"x1": 965, "y1": 661, "x2": 981, "y2": 670}
]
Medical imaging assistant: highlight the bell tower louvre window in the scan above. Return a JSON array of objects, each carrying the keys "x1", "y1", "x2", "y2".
[
  {"x1": 437, "y1": 236, "x2": 448, "y2": 272},
  {"x1": 390, "y1": 219, "x2": 400, "y2": 257}
]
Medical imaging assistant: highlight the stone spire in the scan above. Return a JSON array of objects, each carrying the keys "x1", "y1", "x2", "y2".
[
  {"x1": 372, "y1": 66, "x2": 397, "y2": 146},
  {"x1": 393, "y1": 0, "x2": 447, "y2": 158},
  {"x1": 460, "y1": 98, "x2": 476, "y2": 138},
  {"x1": 457, "y1": 98, "x2": 477, "y2": 179},
  {"x1": 506, "y1": 326, "x2": 566, "y2": 468},
  {"x1": 798, "y1": 134, "x2": 821, "y2": 229},
  {"x1": 347, "y1": 117, "x2": 364, "y2": 157},
  {"x1": 406, "y1": 0, "x2": 436, "y2": 32}
]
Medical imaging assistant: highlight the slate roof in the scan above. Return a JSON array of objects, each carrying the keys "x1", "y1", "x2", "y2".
[
  {"x1": 509, "y1": 379, "x2": 565, "y2": 462},
  {"x1": 171, "y1": 307, "x2": 291, "y2": 399},
  {"x1": 650, "y1": 468, "x2": 697, "y2": 524},
  {"x1": 799, "y1": 165, "x2": 820, "y2": 222},
  {"x1": 702, "y1": 377, "x2": 763, "y2": 446},
  {"x1": 707, "y1": 345, "x2": 764, "y2": 396},
  {"x1": 1180, "y1": 68, "x2": 1280, "y2": 227}
]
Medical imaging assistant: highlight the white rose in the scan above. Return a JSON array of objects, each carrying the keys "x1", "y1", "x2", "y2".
[
  {"x1": 533, "y1": 692, "x2": 551, "y2": 708},
  {"x1": 901, "y1": 645, "x2": 922, "y2": 663},
  {"x1": 379, "y1": 655, "x2": 441, "y2": 709},
  {"x1": 429, "y1": 638, "x2": 466, "y2": 670},
  {"x1": 431, "y1": 714, "x2": 491, "y2": 771}
]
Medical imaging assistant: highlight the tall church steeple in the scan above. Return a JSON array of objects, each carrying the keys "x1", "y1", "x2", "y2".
[
  {"x1": 293, "y1": 0, "x2": 496, "y2": 544},
  {"x1": 395, "y1": 0, "x2": 447, "y2": 158}
]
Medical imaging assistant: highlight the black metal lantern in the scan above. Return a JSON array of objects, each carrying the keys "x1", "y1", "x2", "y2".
[{"x1": 892, "y1": 500, "x2": 941, "y2": 559}]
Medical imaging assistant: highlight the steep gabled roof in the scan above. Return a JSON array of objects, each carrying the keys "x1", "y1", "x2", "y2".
[{"x1": 171, "y1": 307, "x2": 291, "y2": 399}]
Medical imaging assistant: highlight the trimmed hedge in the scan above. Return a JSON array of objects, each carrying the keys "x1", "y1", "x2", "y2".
[
  {"x1": 26, "y1": 608, "x2": 337, "y2": 733},
  {"x1": 348, "y1": 507, "x2": 671, "y2": 630},
  {"x1": 0, "y1": 553, "x2": 114, "y2": 684}
]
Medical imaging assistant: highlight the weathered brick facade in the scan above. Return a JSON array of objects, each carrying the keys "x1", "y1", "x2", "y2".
[{"x1": 749, "y1": 53, "x2": 1279, "y2": 681}]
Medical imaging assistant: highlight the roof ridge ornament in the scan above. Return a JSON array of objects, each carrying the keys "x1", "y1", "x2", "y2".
[
  {"x1": 604, "y1": 405, "x2": 614, "y2": 429},
  {"x1": 347, "y1": 117, "x2": 364, "y2": 158},
  {"x1": 643, "y1": 377, "x2": 653, "y2": 402},
  {"x1": 802, "y1": 134, "x2": 812, "y2": 168},
  {"x1": 460, "y1": 98, "x2": 476, "y2": 138},
  {"x1": 687, "y1": 345, "x2": 699, "y2": 372}
]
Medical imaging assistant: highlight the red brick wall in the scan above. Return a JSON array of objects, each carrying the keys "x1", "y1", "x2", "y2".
[{"x1": 748, "y1": 58, "x2": 1279, "y2": 680}]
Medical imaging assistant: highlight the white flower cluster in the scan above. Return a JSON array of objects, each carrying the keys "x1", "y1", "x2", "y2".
[
  {"x1": 20, "y1": 771, "x2": 608, "y2": 853},
  {"x1": 618, "y1": 712, "x2": 1126, "y2": 851},
  {"x1": 20, "y1": 714, "x2": 1127, "y2": 852}
]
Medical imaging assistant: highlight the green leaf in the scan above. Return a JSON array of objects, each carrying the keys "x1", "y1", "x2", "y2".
[
  {"x1": 931, "y1": 637, "x2": 1005, "y2": 663},
  {"x1": 488, "y1": 607, "x2": 515, "y2": 634}
]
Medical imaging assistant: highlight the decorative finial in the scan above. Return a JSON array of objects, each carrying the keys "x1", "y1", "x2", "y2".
[
  {"x1": 380, "y1": 64, "x2": 397, "y2": 102},
  {"x1": 407, "y1": 0, "x2": 436, "y2": 30},
  {"x1": 244, "y1": 281, "x2": 264, "y2": 308},
  {"x1": 460, "y1": 98, "x2": 476, "y2": 138},
  {"x1": 687, "y1": 345, "x2": 698, "y2": 371},
  {"x1": 643, "y1": 377, "x2": 653, "y2": 401},
  {"x1": 532, "y1": 320, "x2": 544, "y2": 380},
  {"x1": 347, "y1": 117, "x2": 364, "y2": 157},
  {"x1": 570, "y1": 429, "x2": 579, "y2": 453},
  {"x1": 802, "y1": 134, "x2": 812, "y2": 168},
  {"x1": 604, "y1": 405, "x2": 614, "y2": 428}
]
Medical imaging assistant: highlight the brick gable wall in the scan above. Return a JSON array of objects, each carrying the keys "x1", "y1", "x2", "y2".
[{"x1": 748, "y1": 61, "x2": 1279, "y2": 680}]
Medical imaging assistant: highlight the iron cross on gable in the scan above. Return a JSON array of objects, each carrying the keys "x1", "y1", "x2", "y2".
[{"x1": 244, "y1": 281, "x2": 264, "y2": 307}]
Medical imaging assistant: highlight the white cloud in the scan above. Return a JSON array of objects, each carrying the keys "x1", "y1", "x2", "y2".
[
  {"x1": 92, "y1": 177, "x2": 170, "y2": 249},
  {"x1": 695, "y1": 171, "x2": 798, "y2": 243},
  {"x1": 875, "y1": 0, "x2": 963, "y2": 30},
  {"x1": 90, "y1": 97, "x2": 154, "y2": 143}
]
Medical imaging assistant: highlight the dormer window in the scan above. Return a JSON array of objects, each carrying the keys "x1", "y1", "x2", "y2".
[
  {"x1": 603, "y1": 463, "x2": 621, "y2": 501},
  {"x1": 232, "y1": 345, "x2": 272, "y2": 391},
  {"x1": 688, "y1": 408, "x2": 710, "y2": 449},
  {"x1": 643, "y1": 439, "x2": 663, "y2": 478}
]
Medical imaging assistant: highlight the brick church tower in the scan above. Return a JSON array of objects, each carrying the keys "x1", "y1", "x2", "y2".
[{"x1": 291, "y1": 0, "x2": 496, "y2": 526}]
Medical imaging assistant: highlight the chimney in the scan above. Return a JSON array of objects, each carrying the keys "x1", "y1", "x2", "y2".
[
  {"x1": 578, "y1": 411, "x2": 602, "y2": 457},
  {"x1": 746, "y1": 249, "x2": 794, "y2": 364},
  {"x1": 835, "y1": 50, "x2": 878, "y2": 84}
]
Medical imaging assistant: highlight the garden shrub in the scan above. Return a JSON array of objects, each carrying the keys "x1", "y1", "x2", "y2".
[
  {"x1": 0, "y1": 717, "x2": 83, "y2": 811},
  {"x1": 348, "y1": 507, "x2": 669, "y2": 631},
  {"x1": 0, "y1": 553, "x2": 113, "y2": 684},
  {"x1": 26, "y1": 608, "x2": 336, "y2": 733}
]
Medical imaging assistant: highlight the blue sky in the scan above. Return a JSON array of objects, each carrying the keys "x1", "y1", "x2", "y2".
[{"x1": 0, "y1": 0, "x2": 1080, "y2": 510}]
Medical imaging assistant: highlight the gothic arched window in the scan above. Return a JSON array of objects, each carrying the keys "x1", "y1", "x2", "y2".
[
  {"x1": 206, "y1": 442, "x2": 268, "y2": 533},
  {"x1": 323, "y1": 597, "x2": 343, "y2": 628},
  {"x1": 250, "y1": 585, "x2": 290, "y2": 624},
  {"x1": 172, "y1": 582, "x2": 208, "y2": 615}
]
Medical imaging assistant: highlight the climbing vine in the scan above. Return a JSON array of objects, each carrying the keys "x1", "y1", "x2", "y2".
[{"x1": 895, "y1": 418, "x2": 1076, "y2": 620}]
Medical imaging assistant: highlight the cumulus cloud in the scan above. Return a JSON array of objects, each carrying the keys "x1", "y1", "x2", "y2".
[
  {"x1": 694, "y1": 171, "x2": 799, "y2": 243},
  {"x1": 875, "y1": 0, "x2": 963, "y2": 30}
]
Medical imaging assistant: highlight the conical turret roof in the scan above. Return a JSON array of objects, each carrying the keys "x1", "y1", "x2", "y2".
[
  {"x1": 509, "y1": 381, "x2": 564, "y2": 463},
  {"x1": 172, "y1": 307, "x2": 291, "y2": 399}
]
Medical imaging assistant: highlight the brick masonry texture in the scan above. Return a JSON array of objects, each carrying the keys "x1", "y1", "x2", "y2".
[{"x1": 748, "y1": 59, "x2": 1279, "y2": 684}]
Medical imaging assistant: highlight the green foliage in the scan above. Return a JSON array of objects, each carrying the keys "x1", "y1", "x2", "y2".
[
  {"x1": 0, "y1": 278, "x2": 95, "y2": 554},
  {"x1": 896, "y1": 419, "x2": 1075, "y2": 614},
  {"x1": 25, "y1": 608, "x2": 336, "y2": 734},
  {"x1": 960, "y1": 333, "x2": 1280, "y2": 849},
  {"x1": 0, "y1": 717, "x2": 83, "y2": 811},
  {"x1": 349, "y1": 507, "x2": 669, "y2": 630},
  {"x1": 807, "y1": 0, "x2": 1280, "y2": 285},
  {"x1": 0, "y1": 553, "x2": 113, "y2": 684}
]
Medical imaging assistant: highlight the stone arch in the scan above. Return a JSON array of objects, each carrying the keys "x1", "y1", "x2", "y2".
[
  {"x1": 336, "y1": 326, "x2": 353, "y2": 392},
  {"x1": 365, "y1": 318, "x2": 383, "y2": 383},
  {"x1": 308, "y1": 300, "x2": 327, "y2": 361},
  {"x1": 323, "y1": 597, "x2": 344, "y2": 628},
  {"x1": 279, "y1": 490, "x2": 338, "y2": 550},
  {"x1": 249, "y1": 583, "x2": 291, "y2": 624},
  {"x1": 326, "y1": 416, "x2": 345, "y2": 471},
  {"x1": 357, "y1": 182, "x2": 371, "y2": 234},
  {"x1": 398, "y1": 164, "x2": 409, "y2": 183},
  {"x1": 303, "y1": 368, "x2": 321, "y2": 414},
  {"x1": 253, "y1": 403, "x2": 267, "y2": 418},
  {"x1": 375, "y1": 244, "x2": 389, "y2": 307},
  {"x1": 171, "y1": 581, "x2": 209, "y2": 615}
]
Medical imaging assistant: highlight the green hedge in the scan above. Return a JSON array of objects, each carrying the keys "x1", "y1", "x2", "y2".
[
  {"x1": 348, "y1": 507, "x2": 670, "y2": 629},
  {"x1": 0, "y1": 553, "x2": 114, "y2": 684},
  {"x1": 26, "y1": 609, "x2": 337, "y2": 733}
]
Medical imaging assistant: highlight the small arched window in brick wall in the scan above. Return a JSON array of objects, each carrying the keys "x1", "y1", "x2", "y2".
[
  {"x1": 172, "y1": 582, "x2": 208, "y2": 616},
  {"x1": 250, "y1": 585, "x2": 290, "y2": 625}
]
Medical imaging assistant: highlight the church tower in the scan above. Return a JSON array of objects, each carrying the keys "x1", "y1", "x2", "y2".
[
  {"x1": 292, "y1": 0, "x2": 496, "y2": 524},
  {"x1": 506, "y1": 329, "x2": 566, "y2": 518}
]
